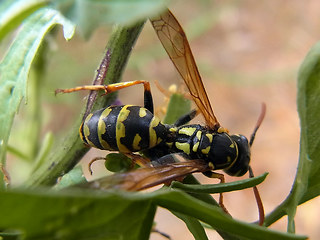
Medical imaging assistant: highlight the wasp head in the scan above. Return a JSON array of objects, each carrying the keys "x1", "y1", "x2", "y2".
[{"x1": 223, "y1": 134, "x2": 251, "y2": 176}]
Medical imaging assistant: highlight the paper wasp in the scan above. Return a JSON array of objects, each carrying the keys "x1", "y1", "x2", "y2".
[{"x1": 56, "y1": 9, "x2": 265, "y2": 224}]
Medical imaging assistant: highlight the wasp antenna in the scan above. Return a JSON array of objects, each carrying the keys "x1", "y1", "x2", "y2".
[
  {"x1": 250, "y1": 103, "x2": 266, "y2": 146},
  {"x1": 249, "y1": 166, "x2": 265, "y2": 225},
  {"x1": 248, "y1": 103, "x2": 266, "y2": 225}
]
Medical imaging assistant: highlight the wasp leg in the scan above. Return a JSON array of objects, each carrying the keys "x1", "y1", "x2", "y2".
[
  {"x1": 1, "y1": 165, "x2": 10, "y2": 186},
  {"x1": 174, "y1": 109, "x2": 199, "y2": 126},
  {"x1": 124, "y1": 153, "x2": 151, "y2": 168},
  {"x1": 55, "y1": 80, "x2": 154, "y2": 113},
  {"x1": 151, "y1": 153, "x2": 178, "y2": 166},
  {"x1": 154, "y1": 79, "x2": 171, "y2": 98},
  {"x1": 202, "y1": 171, "x2": 230, "y2": 215},
  {"x1": 152, "y1": 228, "x2": 172, "y2": 240},
  {"x1": 249, "y1": 167, "x2": 265, "y2": 225},
  {"x1": 88, "y1": 157, "x2": 107, "y2": 175},
  {"x1": 88, "y1": 153, "x2": 150, "y2": 175}
]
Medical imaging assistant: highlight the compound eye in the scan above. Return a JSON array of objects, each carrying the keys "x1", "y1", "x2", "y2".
[{"x1": 224, "y1": 135, "x2": 250, "y2": 176}]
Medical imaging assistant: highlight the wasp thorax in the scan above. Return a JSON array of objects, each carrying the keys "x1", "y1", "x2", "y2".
[{"x1": 224, "y1": 134, "x2": 251, "y2": 176}]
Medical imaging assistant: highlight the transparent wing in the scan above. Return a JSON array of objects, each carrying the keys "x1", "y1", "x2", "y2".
[
  {"x1": 150, "y1": 9, "x2": 220, "y2": 130},
  {"x1": 84, "y1": 159, "x2": 209, "y2": 191}
]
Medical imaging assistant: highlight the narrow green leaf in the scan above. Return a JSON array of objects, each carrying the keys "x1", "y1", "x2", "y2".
[
  {"x1": 6, "y1": 145, "x2": 29, "y2": 161},
  {"x1": 0, "y1": 0, "x2": 49, "y2": 41},
  {"x1": 153, "y1": 190, "x2": 307, "y2": 240},
  {"x1": 54, "y1": 166, "x2": 86, "y2": 189},
  {"x1": 0, "y1": 231, "x2": 20, "y2": 240},
  {"x1": 163, "y1": 93, "x2": 191, "y2": 124},
  {"x1": 55, "y1": 0, "x2": 168, "y2": 38},
  {"x1": 0, "y1": 8, "x2": 75, "y2": 188},
  {"x1": 32, "y1": 132, "x2": 55, "y2": 172},
  {"x1": 171, "y1": 172, "x2": 268, "y2": 194},
  {"x1": 174, "y1": 212, "x2": 209, "y2": 240}
]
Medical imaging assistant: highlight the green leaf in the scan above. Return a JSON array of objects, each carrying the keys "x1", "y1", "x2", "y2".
[
  {"x1": 264, "y1": 41, "x2": 320, "y2": 231},
  {"x1": 296, "y1": 42, "x2": 320, "y2": 204},
  {"x1": 0, "y1": 189, "x2": 156, "y2": 240},
  {"x1": 174, "y1": 212, "x2": 209, "y2": 240},
  {"x1": 163, "y1": 93, "x2": 192, "y2": 124},
  {"x1": 55, "y1": 0, "x2": 168, "y2": 38},
  {"x1": 0, "y1": 188, "x2": 307, "y2": 240},
  {"x1": 0, "y1": 0, "x2": 49, "y2": 41},
  {"x1": 171, "y1": 172, "x2": 268, "y2": 194},
  {"x1": 105, "y1": 153, "x2": 133, "y2": 173},
  {"x1": 285, "y1": 41, "x2": 320, "y2": 231},
  {"x1": 54, "y1": 166, "x2": 86, "y2": 190},
  {"x1": 0, "y1": 8, "x2": 75, "y2": 183}
]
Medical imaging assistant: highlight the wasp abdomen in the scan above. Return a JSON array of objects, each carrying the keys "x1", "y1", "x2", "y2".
[{"x1": 80, "y1": 105, "x2": 168, "y2": 153}]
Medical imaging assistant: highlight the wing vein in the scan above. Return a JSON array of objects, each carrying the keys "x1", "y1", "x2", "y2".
[{"x1": 150, "y1": 9, "x2": 220, "y2": 130}]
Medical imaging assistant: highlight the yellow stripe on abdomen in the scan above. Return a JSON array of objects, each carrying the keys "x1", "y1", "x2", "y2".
[{"x1": 116, "y1": 105, "x2": 132, "y2": 153}]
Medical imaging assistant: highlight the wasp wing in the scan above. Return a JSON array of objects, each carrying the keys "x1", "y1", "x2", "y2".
[
  {"x1": 150, "y1": 9, "x2": 220, "y2": 130},
  {"x1": 83, "y1": 159, "x2": 209, "y2": 191}
]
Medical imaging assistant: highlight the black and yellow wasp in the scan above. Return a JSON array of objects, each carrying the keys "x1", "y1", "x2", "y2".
[{"x1": 57, "y1": 9, "x2": 265, "y2": 223}]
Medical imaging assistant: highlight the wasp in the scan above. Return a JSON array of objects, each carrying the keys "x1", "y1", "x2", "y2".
[{"x1": 56, "y1": 9, "x2": 265, "y2": 224}]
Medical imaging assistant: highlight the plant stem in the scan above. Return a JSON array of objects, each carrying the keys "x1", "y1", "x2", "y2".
[{"x1": 26, "y1": 21, "x2": 145, "y2": 187}]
